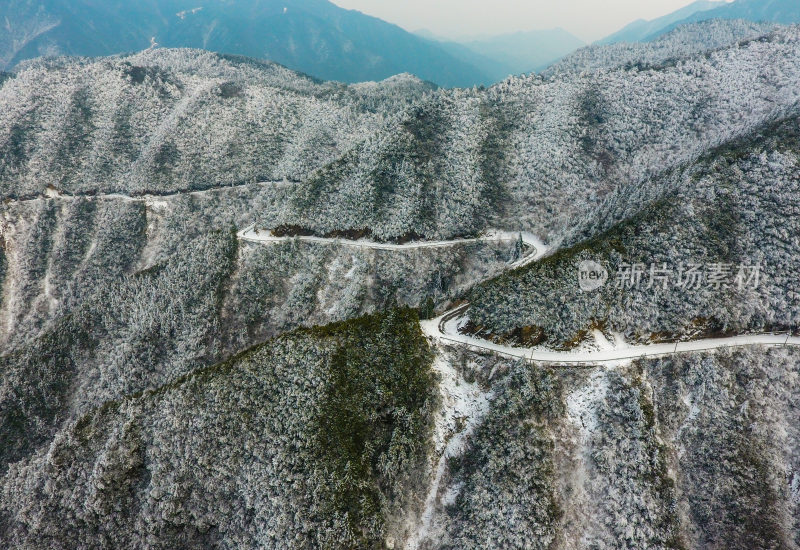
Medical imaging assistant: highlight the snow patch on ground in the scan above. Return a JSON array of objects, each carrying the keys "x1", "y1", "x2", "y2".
[
  {"x1": 610, "y1": 332, "x2": 629, "y2": 349},
  {"x1": 0, "y1": 212, "x2": 18, "y2": 341},
  {"x1": 135, "y1": 199, "x2": 171, "y2": 271},
  {"x1": 676, "y1": 386, "x2": 704, "y2": 460},
  {"x1": 592, "y1": 330, "x2": 615, "y2": 351},
  {"x1": 429, "y1": 354, "x2": 490, "y2": 456},
  {"x1": 406, "y1": 352, "x2": 492, "y2": 549},
  {"x1": 344, "y1": 255, "x2": 359, "y2": 279},
  {"x1": 791, "y1": 473, "x2": 800, "y2": 505},
  {"x1": 566, "y1": 370, "x2": 610, "y2": 435},
  {"x1": 145, "y1": 197, "x2": 170, "y2": 212},
  {"x1": 176, "y1": 7, "x2": 202, "y2": 19}
]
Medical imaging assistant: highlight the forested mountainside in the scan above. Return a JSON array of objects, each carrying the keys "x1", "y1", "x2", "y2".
[
  {"x1": 596, "y1": 0, "x2": 723, "y2": 45},
  {"x1": 4, "y1": 328, "x2": 798, "y2": 548},
  {"x1": 0, "y1": 49, "x2": 433, "y2": 200},
  {"x1": 655, "y1": 0, "x2": 800, "y2": 40},
  {"x1": 420, "y1": 346, "x2": 800, "y2": 549},
  {"x1": 3, "y1": 27, "x2": 799, "y2": 239},
  {"x1": 595, "y1": 0, "x2": 800, "y2": 46},
  {"x1": 0, "y1": 0, "x2": 490, "y2": 87},
  {"x1": 2, "y1": 308, "x2": 439, "y2": 548},
  {"x1": 546, "y1": 19, "x2": 778, "y2": 76},
  {"x1": 0, "y1": 183, "x2": 515, "y2": 485},
  {"x1": 2, "y1": 21, "x2": 800, "y2": 550},
  {"x1": 468, "y1": 115, "x2": 800, "y2": 347},
  {"x1": 271, "y1": 25, "x2": 800, "y2": 242}
]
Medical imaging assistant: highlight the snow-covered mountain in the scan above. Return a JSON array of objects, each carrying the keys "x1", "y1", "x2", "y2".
[
  {"x1": 546, "y1": 19, "x2": 779, "y2": 76},
  {"x1": 269, "y1": 25, "x2": 800, "y2": 242},
  {"x1": 0, "y1": 0, "x2": 493, "y2": 86},
  {"x1": 1, "y1": 20, "x2": 800, "y2": 550},
  {"x1": 598, "y1": 0, "x2": 800, "y2": 45},
  {"x1": 656, "y1": 0, "x2": 800, "y2": 38},
  {"x1": 597, "y1": 0, "x2": 726, "y2": 45}
]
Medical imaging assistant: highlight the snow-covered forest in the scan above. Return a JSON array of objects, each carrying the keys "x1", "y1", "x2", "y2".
[
  {"x1": 273, "y1": 24, "x2": 800, "y2": 242},
  {"x1": 0, "y1": 49, "x2": 433, "y2": 199},
  {"x1": 545, "y1": 19, "x2": 779, "y2": 76},
  {"x1": 3, "y1": 25, "x2": 800, "y2": 242},
  {"x1": 1, "y1": 20, "x2": 800, "y2": 550},
  {"x1": 469, "y1": 115, "x2": 800, "y2": 346}
]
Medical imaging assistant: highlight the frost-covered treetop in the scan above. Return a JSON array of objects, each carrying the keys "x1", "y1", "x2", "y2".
[
  {"x1": 544, "y1": 19, "x2": 782, "y2": 77},
  {"x1": 272, "y1": 24, "x2": 800, "y2": 241},
  {"x1": 0, "y1": 49, "x2": 433, "y2": 199}
]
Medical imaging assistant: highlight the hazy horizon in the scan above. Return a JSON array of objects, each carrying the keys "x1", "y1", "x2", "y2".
[{"x1": 330, "y1": 0, "x2": 723, "y2": 42}]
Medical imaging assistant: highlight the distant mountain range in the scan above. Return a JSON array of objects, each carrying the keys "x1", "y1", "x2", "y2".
[
  {"x1": 0, "y1": 0, "x2": 587, "y2": 86},
  {"x1": 419, "y1": 29, "x2": 586, "y2": 82},
  {"x1": 3, "y1": 0, "x2": 800, "y2": 87},
  {"x1": 598, "y1": 0, "x2": 800, "y2": 45},
  {"x1": 597, "y1": 0, "x2": 726, "y2": 44},
  {"x1": 652, "y1": 0, "x2": 800, "y2": 38},
  {"x1": 0, "y1": 0, "x2": 494, "y2": 86}
]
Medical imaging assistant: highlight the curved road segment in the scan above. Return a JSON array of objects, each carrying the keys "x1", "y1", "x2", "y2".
[{"x1": 237, "y1": 224, "x2": 799, "y2": 363}]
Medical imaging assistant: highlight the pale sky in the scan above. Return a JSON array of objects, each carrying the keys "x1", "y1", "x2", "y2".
[{"x1": 330, "y1": 0, "x2": 706, "y2": 42}]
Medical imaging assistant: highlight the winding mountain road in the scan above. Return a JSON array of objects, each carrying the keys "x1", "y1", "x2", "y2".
[
  {"x1": 421, "y1": 307, "x2": 800, "y2": 364},
  {"x1": 420, "y1": 247, "x2": 800, "y2": 364},
  {"x1": 238, "y1": 223, "x2": 799, "y2": 363},
  {"x1": 238, "y1": 224, "x2": 548, "y2": 257}
]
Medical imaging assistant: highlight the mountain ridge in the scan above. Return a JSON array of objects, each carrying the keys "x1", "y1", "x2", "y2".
[
  {"x1": 0, "y1": 0, "x2": 492, "y2": 86},
  {"x1": 597, "y1": 0, "x2": 800, "y2": 46},
  {"x1": 597, "y1": 0, "x2": 725, "y2": 45},
  {"x1": 650, "y1": 0, "x2": 800, "y2": 39}
]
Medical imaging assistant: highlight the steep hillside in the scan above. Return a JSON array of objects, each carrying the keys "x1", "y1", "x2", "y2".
[
  {"x1": 417, "y1": 346, "x2": 800, "y2": 549},
  {"x1": 597, "y1": 0, "x2": 725, "y2": 45},
  {"x1": 4, "y1": 326, "x2": 798, "y2": 548},
  {"x1": 1, "y1": 308, "x2": 438, "y2": 548},
  {"x1": 4, "y1": 31, "x2": 799, "y2": 240},
  {"x1": 546, "y1": 19, "x2": 778, "y2": 76},
  {"x1": 0, "y1": 180, "x2": 518, "y2": 488},
  {"x1": 273, "y1": 26, "x2": 800, "y2": 241},
  {"x1": 0, "y1": 0, "x2": 490, "y2": 86},
  {"x1": 0, "y1": 48, "x2": 432, "y2": 199},
  {"x1": 597, "y1": 0, "x2": 800, "y2": 46},
  {"x1": 656, "y1": 0, "x2": 800, "y2": 39},
  {"x1": 468, "y1": 116, "x2": 800, "y2": 347}
]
